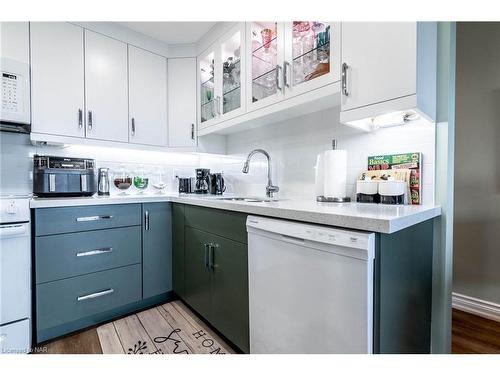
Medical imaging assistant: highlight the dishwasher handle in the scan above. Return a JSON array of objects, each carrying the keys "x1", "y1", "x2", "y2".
[{"x1": 280, "y1": 234, "x2": 305, "y2": 245}]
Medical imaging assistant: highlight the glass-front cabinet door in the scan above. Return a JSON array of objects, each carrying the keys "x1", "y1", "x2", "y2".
[
  {"x1": 283, "y1": 21, "x2": 340, "y2": 98},
  {"x1": 198, "y1": 23, "x2": 246, "y2": 130},
  {"x1": 246, "y1": 22, "x2": 285, "y2": 111},
  {"x1": 198, "y1": 48, "x2": 219, "y2": 128},
  {"x1": 219, "y1": 23, "x2": 246, "y2": 121}
]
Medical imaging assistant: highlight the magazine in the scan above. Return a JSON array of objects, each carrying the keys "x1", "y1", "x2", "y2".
[{"x1": 367, "y1": 152, "x2": 422, "y2": 205}]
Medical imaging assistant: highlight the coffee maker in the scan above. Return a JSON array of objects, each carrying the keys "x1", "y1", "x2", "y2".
[
  {"x1": 195, "y1": 168, "x2": 210, "y2": 194},
  {"x1": 209, "y1": 173, "x2": 226, "y2": 195}
]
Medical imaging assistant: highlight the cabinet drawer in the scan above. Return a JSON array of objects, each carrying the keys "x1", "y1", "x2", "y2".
[
  {"x1": 36, "y1": 264, "x2": 142, "y2": 332},
  {"x1": 184, "y1": 205, "x2": 247, "y2": 243},
  {"x1": 34, "y1": 204, "x2": 142, "y2": 236},
  {"x1": 35, "y1": 226, "x2": 141, "y2": 284}
]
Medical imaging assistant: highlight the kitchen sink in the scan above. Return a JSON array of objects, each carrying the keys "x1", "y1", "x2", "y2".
[{"x1": 217, "y1": 197, "x2": 280, "y2": 203}]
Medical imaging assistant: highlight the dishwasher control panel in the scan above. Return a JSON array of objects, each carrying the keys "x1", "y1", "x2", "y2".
[{"x1": 246, "y1": 216, "x2": 374, "y2": 251}]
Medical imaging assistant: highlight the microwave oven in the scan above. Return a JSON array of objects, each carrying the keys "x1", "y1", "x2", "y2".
[{"x1": 0, "y1": 58, "x2": 31, "y2": 133}]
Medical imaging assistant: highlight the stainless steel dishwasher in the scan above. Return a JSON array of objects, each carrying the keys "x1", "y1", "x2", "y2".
[{"x1": 247, "y1": 215, "x2": 375, "y2": 354}]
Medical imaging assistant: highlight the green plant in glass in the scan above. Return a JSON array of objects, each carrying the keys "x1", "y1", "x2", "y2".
[{"x1": 133, "y1": 176, "x2": 149, "y2": 194}]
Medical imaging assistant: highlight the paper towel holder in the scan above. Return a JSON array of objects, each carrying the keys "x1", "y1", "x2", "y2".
[{"x1": 316, "y1": 138, "x2": 351, "y2": 203}]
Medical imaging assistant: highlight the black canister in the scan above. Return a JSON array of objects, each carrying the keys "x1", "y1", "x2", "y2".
[
  {"x1": 378, "y1": 181, "x2": 406, "y2": 205},
  {"x1": 356, "y1": 180, "x2": 380, "y2": 203}
]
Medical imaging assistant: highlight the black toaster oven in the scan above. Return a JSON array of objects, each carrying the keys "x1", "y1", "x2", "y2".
[{"x1": 33, "y1": 155, "x2": 96, "y2": 197}]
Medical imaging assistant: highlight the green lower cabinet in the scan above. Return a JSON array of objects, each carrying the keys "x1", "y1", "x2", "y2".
[
  {"x1": 374, "y1": 219, "x2": 434, "y2": 354},
  {"x1": 172, "y1": 203, "x2": 186, "y2": 298},
  {"x1": 184, "y1": 227, "x2": 212, "y2": 320},
  {"x1": 142, "y1": 202, "x2": 173, "y2": 299},
  {"x1": 37, "y1": 264, "x2": 142, "y2": 342},
  {"x1": 34, "y1": 203, "x2": 174, "y2": 343},
  {"x1": 180, "y1": 204, "x2": 250, "y2": 353},
  {"x1": 209, "y1": 234, "x2": 249, "y2": 353}
]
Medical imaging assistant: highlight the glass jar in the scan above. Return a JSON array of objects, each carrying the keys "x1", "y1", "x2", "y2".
[
  {"x1": 152, "y1": 168, "x2": 167, "y2": 195},
  {"x1": 113, "y1": 166, "x2": 132, "y2": 195},
  {"x1": 133, "y1": 166, "x2": 149, "y2": 194}
]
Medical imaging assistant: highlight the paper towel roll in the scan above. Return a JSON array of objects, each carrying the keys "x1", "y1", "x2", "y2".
[
  {"x1": 323, "y1": 149, "x2": 347, "y2": 198},
  {"x1": 314, "y1": 153, "x2": 325, "y2": 197}
]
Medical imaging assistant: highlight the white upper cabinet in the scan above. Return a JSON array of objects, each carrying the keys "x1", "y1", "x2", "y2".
[
  {"x1": 30, "y1": 22, "x2": 85, "y2": 138},
  {"x1": 283, "y1": 21, "x2": 340, "y2": 98},
  {"x1": 218, "y1": 23, "x2": 246, "y2": 121},
  {"x1": 199, "y1": 21, "x2": 341, "y2": 135},
  {"x1": 198, "y1": 22, "x2": 246, "y2": 130},
  {"x1": 198, "y1": 46, "x2": 219, "y2": 128},
  {"x1": 1, "y1": 22, "x2": 29, "y2": 64},
  {"x1": 246, "y1": 21, "x2": 340, "y2": 110},
  {"x1": 168, "y1": 58, "x2": 197, "y2": 148},
  {"x1": 340, "y1": 22, "x2": 417, "y2": 113},
  {"x1": 128, "y1": 46, "x2": 168, "y2": 147},
  {"x1": 246, "y1": 22, "x2": 286, "y2": 112},
  {"x1": 84, "y1": 30, "x2": 128, "y2": 143}
]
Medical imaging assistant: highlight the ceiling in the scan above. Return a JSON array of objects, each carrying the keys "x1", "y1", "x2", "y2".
[{"x1": 118, "y1": 22, "x2": 217, "y2": 45}]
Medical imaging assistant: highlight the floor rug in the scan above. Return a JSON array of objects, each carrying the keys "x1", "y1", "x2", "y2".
[{"x1": 97, "y1": 300, "x2": 235, "y2": 354}]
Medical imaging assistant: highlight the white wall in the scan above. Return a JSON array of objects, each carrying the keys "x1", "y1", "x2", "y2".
[
  {"x1": 453, "y1": 23, "x2": 500, "y2": 304},
  {"x1": 222, "y1": 106, "x2": 436, "y2": 204}
]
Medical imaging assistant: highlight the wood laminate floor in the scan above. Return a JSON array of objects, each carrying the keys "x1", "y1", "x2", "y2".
[
  {"x1": 452, "y1": 309, "x2": 500, "y2": 354},
  {"x1": 36, "y1": 300, "x2": 234, "y2": 354},
  {"x1": 37, "y1": 304, "x2": 500, "y2": 354}
]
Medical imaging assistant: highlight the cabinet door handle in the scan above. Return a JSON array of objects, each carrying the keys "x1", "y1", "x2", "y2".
[
  {"x1": 78, "y1": 109, "x2": 83, "y2": 129},
  {"x1": 77, "y1": 288, "x2": 114, "y2": 302},
  {"x1": 76, "y1": 215, "x2": 113, "y2": 222},
  {"x1": 276, "y1": 64, "x2": 283, "y2": 92},
  {"x1": 191, "y1": 123, "x2": 195, "y2": 140},
  {"x1": 216, "y1": 96, "x2": 221, "y2": 116},
  {"x1": 76, "y1": 247, "x2": 113, "y2": 257},
  {"x1": 131, "y1": 117, "x2": 136, "y2": 136},
  {"x1": 209, "y1": 243, "x2": 217, "y2": 271},
  {"x1": 87, "y1": 110, "x2": 93, "y2": 131},
  {"x1": 284, "y1": 61, "x2": 291, "y2": 88},
  {"x1": 341, "y1": 62, "x2": 349, "y2": 96},
  {"x1": 204, "y1": 243, "x2": 210, "y2": 269},
  {"x1": 144, "y1": 210, "x2": 150, "y2": 231}
]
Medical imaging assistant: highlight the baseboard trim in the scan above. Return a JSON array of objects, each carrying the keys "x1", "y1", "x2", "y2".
[{"x1": 452, "y1": 292, "x2": 500, "y2": 322}]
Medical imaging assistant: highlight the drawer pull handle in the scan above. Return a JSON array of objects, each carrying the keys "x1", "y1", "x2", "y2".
[
  {"x1": 76, "y1": 215, "x2": 114, "y2": 222},
  {"x1": 76, "y1": 247, "x2": 113, "y2": 257},
  {"x1": 77, "y1": 288, "x2": 114, "y2": 302}
]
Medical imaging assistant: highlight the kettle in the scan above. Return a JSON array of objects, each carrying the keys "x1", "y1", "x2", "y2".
[{"x1": 98, "y1": 168, "x2": 110, "y2": 196}]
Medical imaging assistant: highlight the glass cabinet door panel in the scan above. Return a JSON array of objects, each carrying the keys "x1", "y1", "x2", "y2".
[
  {"x1": 221, "y1": 30, "x2": 242, "y2": 115},
  {"x1": 291, "y1": 21, "x2": 331, "y2": 86},
  {"x1": 200, "y1": 51, "x2": 215, "y2": 124},
  {"x1": 250, "y1": 22, "x2": 279, "y2": 104}
]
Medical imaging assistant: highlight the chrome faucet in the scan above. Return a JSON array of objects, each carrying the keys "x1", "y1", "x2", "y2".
[{"x1": 242, "y1": 149, "x2": 279, "y2": 198}]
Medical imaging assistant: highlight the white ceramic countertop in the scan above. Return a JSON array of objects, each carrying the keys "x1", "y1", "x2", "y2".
[{"x1": 30, "y1": 194, "x2": 441, "y2": 234}]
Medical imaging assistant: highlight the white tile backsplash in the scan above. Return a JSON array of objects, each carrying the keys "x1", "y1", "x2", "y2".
[
  {"x1": 224, "y1": 106, "x2": 436, "y2": 205},
  {"x1": 0, "y1": 105, "x2": 436, "y2": 204},
  {"x1": 0, "y1": 132, "x2": 204, "y2": 196}
]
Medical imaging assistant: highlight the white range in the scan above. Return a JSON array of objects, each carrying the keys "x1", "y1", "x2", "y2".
[{"x1": 0, "y1": 196, "x2": 31, "y2": 354}]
